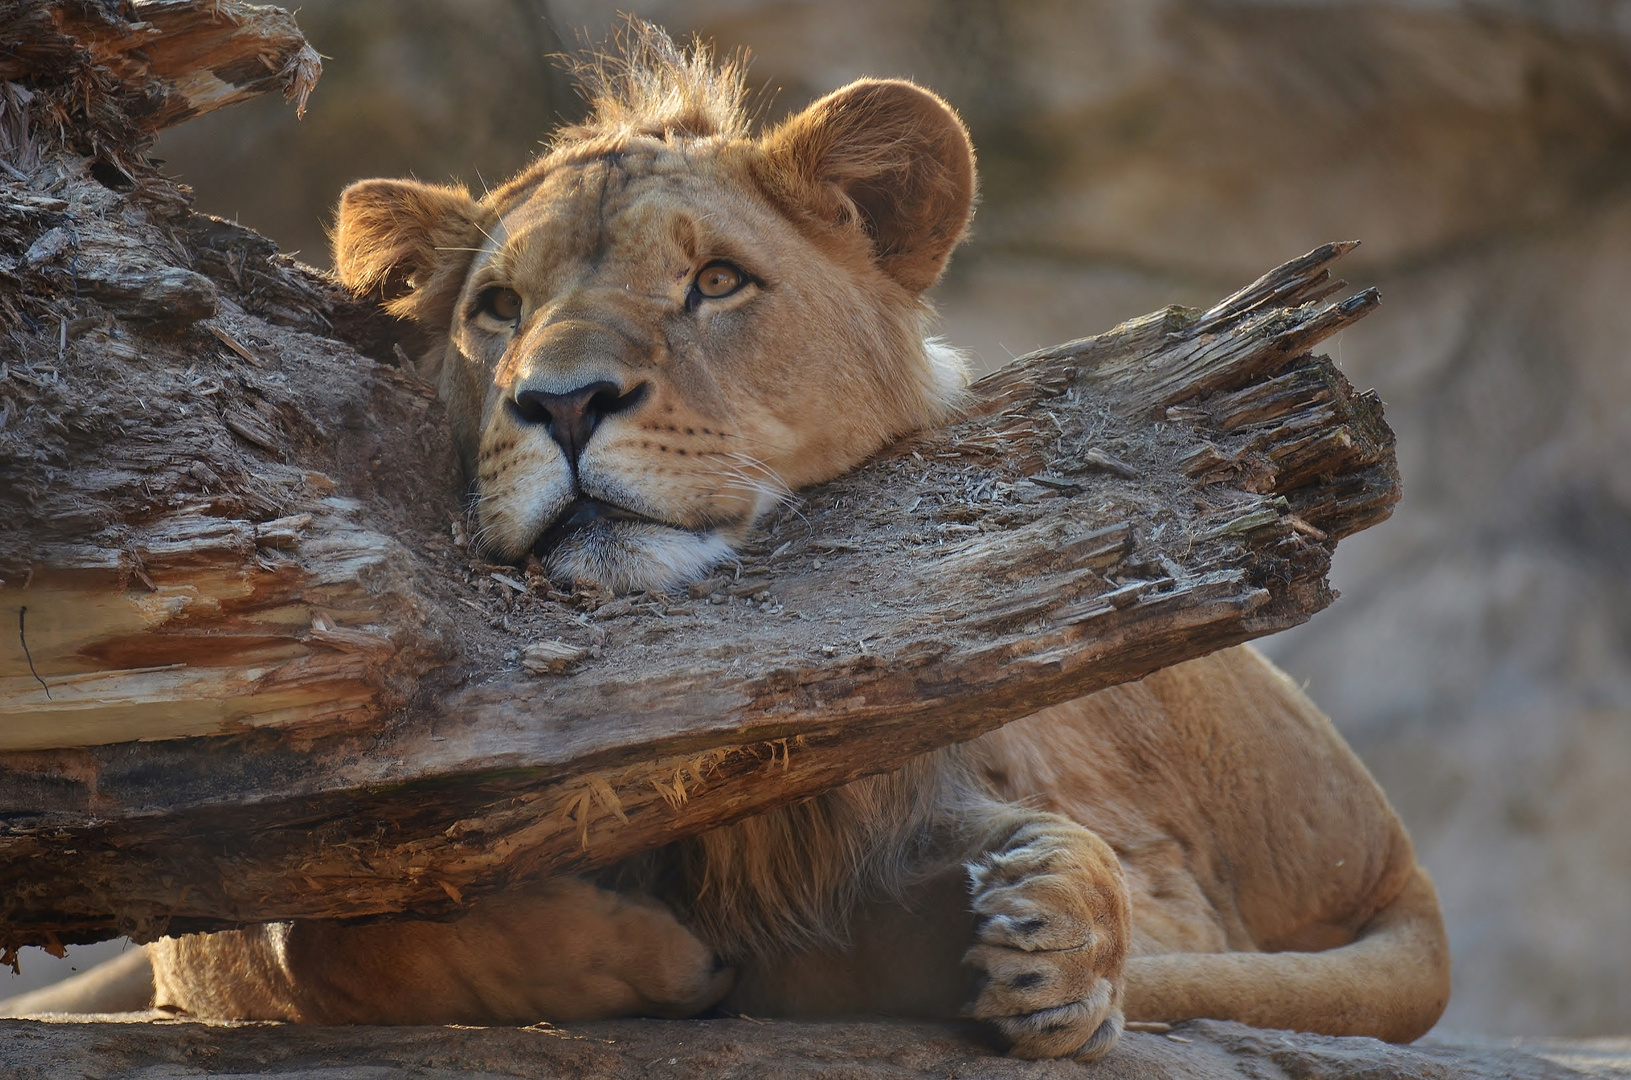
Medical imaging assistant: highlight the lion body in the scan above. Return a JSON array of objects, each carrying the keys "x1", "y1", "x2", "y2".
[
  {"x1": 123, "y1": 646, "x2": 1446, "y2": 1049},
  {"x1": 2, "y1": 25, "x2": 1450, "y2": 1058},
  {"x1": 712, "y1": 645, "x2": 1447, "y2": 1044}
]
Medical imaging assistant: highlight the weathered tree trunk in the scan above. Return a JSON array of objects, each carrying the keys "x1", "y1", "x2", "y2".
[{"x1": 0, "y1": 1, "x2": 1396, "y2": 950}]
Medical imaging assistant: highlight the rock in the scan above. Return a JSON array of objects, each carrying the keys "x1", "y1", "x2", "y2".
[{"x1": 0, "y1": 1016, "x2": 1616, "y2": 1079}]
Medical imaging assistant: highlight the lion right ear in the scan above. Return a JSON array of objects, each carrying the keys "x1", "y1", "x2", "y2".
[
  {"x1": 331, "y1": 179, "x2": 488, "y2": 325},
  {"x1": 759, "y1": 79, "x2": 976, "y2": 296}
]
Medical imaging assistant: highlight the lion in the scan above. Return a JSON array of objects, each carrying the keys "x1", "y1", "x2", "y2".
[{"x1": 3, "y1": 26, "x2": 1450, "y2": 1059}]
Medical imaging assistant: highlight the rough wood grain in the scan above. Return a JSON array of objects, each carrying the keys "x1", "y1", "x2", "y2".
[{"x1": 0, "y1": 0, "x2": 1397, "y2": 947}]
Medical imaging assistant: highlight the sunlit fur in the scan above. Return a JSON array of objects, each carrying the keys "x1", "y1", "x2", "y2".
[
  {"x1": 36, "y1": 24, "x2": 1453, "y2": 1061},
  {"x1": 331, "y1": 24, "x2": 973, "y2": 593}
]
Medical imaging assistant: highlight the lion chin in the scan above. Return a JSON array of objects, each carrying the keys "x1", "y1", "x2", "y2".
[{"x1": 539, "y1": 516, "x2": 734, "y2": 595}]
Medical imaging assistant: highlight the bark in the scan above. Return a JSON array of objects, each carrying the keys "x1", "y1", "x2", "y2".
[{"x1": 0, "y1": 1, "x2": 1396, "y2": 947}]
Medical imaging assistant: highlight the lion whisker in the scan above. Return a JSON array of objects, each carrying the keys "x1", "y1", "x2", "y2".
[
  {"x1": 699, "y1": 461, "x2": 794, "y2": 505},
  {"x1": 699, "y1": 450, "x2": 791, "y2": 491}
]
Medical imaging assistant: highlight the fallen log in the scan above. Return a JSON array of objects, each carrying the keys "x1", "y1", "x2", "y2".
[{"x1": 0, "y1": 1, "x2": 1397, "y2": 948}]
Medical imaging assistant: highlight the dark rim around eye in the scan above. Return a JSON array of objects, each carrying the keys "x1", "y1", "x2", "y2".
[
  {"x1": 475, "y1": 286, "x2": 523, "y2": 323},
  {"x1": 686, "y1": 261, "x2": 748, "y2": 311}
]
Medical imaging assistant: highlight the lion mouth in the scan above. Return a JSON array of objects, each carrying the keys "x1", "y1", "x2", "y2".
[
  {"x1": 521, "y1": 493, "x2": 738, "y2": 593},
  {"x1": 529, "y1": 496, "x2": 660, "y2": 558}
]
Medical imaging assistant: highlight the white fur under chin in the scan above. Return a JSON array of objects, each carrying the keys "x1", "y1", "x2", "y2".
[
  {"x1": 545, "y1": 522, "x2": 734, "y2": 595},
  {"x1": 922, "y1": 336, "x2": 972, "y2": 402}
]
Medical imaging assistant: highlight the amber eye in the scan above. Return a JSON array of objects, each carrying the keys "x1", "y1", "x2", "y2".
[
  {"x1": 693, "y1": 262, "x2": 744, "y2": 300},
  {"x1": 475, "y1": 286, "x2": 523, "y2": 323}
]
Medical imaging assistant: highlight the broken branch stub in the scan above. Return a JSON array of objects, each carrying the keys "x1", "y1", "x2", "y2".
[
  {"x1": 0, "y1": 0, "x2": 1396, "y2": 946},
  {"x1": 0, "y1": 0, "x2": 318, "y2": 165}
]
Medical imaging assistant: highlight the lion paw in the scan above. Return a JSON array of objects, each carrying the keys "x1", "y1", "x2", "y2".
[
  {"x1": 542, "y1": 882, "x2": 734, "y2": 1019},
  {"x1": 964, "y1": 817, "x2": 1130, "y2": 1060}
]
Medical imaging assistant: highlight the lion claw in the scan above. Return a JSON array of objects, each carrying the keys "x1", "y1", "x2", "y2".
[{"x1": 964, "y1": 817, "x2": 1130, "y2": 1060}]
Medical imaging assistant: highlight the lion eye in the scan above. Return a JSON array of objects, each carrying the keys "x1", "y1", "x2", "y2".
[
  {"x1": 693, "y1": 262, "x2": 744, "y2": 300},
  {"x1": 476, "y1": 286, "x2": 523, "y2": 323}
]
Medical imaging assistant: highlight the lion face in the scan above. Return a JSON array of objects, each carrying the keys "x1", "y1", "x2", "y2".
[{"x1": 333, "y1": 70, "x2": 976, "y2": 592}]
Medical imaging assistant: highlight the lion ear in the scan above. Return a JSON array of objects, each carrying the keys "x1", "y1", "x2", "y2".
[
  {"x1": 331, "y1": 178, "x2": 488, "y2": 325},
  {"x1": 760, "y1": 79, "x2": 976, "y2": 295}
]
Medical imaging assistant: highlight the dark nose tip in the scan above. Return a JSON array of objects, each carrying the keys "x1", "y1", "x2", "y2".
[{"x1": 510, "y1": 381, "x2": 646, "y2": 462}]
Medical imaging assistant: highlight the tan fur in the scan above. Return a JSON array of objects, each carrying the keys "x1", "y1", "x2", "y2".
[
  {"x1": 328, "y1": 28, "x2": 972, "y2": 585},
  {"x1": 12, "y1": 24, "x2": 1450, "y2": 1058},
  {"x1": 633, "y1": 646, "x2": 1448, "y2": 1050},
  {"x1": 147, "y1": 879, "x2": 728, "y2": 1024}
]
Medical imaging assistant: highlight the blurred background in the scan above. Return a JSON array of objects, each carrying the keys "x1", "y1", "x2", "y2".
[{"x1": 9, "y1": 0, "x2": 1629, "y2": 1038}]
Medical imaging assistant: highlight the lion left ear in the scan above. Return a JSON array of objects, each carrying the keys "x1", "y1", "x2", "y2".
[
  {"x1": 331, "y1": 178, "x2": 490, "y2": 326},
  {"x1": 759, "y1": 79, "x2": 976, "y2": 295}
]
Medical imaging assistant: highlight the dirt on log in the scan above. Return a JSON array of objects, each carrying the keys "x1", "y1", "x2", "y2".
[{"x1": 0, "y1": 1, "x2": 1397, "y2": 949}]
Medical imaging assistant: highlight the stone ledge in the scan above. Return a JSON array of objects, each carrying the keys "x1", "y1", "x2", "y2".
[{"x1": 3, "y1": 1016, "x2": 1622, "y2": 1079}]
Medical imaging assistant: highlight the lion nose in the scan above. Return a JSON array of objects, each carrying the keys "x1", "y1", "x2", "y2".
[{"x1": 511, "y1": 381, "x2": 646, "y2": 462}]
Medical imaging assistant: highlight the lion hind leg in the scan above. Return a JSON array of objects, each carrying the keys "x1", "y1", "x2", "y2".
[
  {"x1": 145, "y1": 878, "x2": 733, "y2": 1024},
  {"x1": 0, "y1": 944, "x2": 154, "y2": 1017},
  {"x1": 1125, "y1": 865, "x2": 1451, "y2": 1043}
]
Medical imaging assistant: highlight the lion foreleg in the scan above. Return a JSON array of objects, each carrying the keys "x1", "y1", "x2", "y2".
[{"x1": 961, "y1": 807, "x2": 1131, "y2": 1061}]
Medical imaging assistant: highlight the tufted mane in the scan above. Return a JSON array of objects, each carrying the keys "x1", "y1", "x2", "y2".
[{"x1": 555, "y1": 18, "x2": 750, "y2": 145}]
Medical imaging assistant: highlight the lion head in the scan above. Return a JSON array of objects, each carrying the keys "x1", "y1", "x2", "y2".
[{"x1": 331, "y1": 26, "x2": 976, "y2": 592}]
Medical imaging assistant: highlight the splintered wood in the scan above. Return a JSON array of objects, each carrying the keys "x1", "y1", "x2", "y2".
[
  {"x1": 0, "y1": 0, "x2": 1397, "y2": 946},
  {"x1": 0, "y1": 0, "x2": 317, "y2": 154}
]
